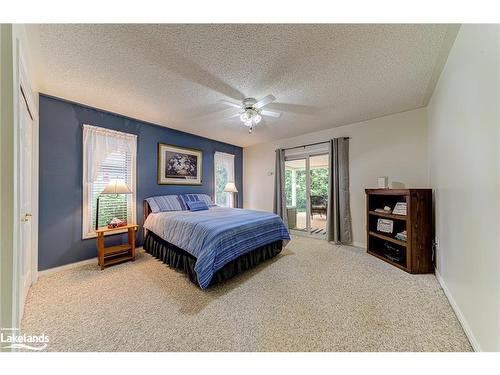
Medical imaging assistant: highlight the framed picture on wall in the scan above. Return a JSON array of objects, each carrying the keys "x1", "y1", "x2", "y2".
[{"x1": 157, "y1": 143, "x2": 203, "y2": 185}]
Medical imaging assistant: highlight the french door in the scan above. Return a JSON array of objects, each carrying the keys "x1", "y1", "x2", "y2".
[{"x1": 284, "y1": 152, "x2": 329, "y2": 238}]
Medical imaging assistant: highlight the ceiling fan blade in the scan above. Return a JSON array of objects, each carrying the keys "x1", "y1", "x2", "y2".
[
  {"x1": 219, "y1": 100, "x2": 242, "y2": 109},
  {"x1": 265, "y1": 102, "x2": 318, "y2": 115},
  {"x1": 261, "y1": 110, "x2": 281, "y2": 118},
  {"x1": 254, "y1": 94, "x2": 276, "y2": 109},
  {"x1": 226, "y1": 111, "x2": 242, "y2": 119}
]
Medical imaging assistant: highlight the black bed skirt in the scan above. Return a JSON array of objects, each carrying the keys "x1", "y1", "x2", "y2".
[{"x1": 143, "y1": 231, "x2": 283, "y2": 288}]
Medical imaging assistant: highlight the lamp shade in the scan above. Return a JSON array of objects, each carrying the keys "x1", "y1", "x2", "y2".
[
  {"x1": 223, "y1": 182, "x2": 238, "y2": 193},
  {"x1": 101, "y1": 179, "x2": 132, "y2": 194}
]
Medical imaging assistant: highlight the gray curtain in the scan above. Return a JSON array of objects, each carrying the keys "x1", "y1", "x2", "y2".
[
  {"x1": 273, "y1": 149, "x2": 288, "y2": 228},
  {"x1": 327, "y1": 138, "x2": 352, "y2": 244}
]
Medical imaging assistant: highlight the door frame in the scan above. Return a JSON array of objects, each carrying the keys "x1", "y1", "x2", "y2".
[
  {"x1": 11, "y1": 40, "x2": 39, "y2": 328},
  {"x1": 285, "y1": 156, "x2": 309, "y2": 234},
  {"x1": 305, "y1": 156, "x2": 311, "y2": 233}
]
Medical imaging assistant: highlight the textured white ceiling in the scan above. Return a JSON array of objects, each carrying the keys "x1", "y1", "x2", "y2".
[{"x1": 26, "y1": 24, "x2": 457, "y2": 147}]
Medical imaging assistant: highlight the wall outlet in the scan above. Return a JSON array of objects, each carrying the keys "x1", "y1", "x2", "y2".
[
  {"x1": 433, "y1": 238, "x2": 439, "y2": 250},
  {"x1": 432, "y1": 238, "x2": 439, "y2": 263}
]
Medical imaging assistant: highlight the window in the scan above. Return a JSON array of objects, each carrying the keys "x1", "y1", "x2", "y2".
[
  {"x1": 82, "y1": 125, "x2": 137, "y2": 239},
  {"x1": 214, "y1": 151, "x2": 235, "y2": 207}
]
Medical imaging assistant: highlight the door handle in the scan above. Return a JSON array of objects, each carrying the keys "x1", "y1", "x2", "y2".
[{"x1": 21, "y1": 213, "x2": 32, "y2": 222}]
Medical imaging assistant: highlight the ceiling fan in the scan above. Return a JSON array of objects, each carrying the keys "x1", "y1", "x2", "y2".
[{"x1": 220, "y1": 95, "x2": 281, "y2": 134}]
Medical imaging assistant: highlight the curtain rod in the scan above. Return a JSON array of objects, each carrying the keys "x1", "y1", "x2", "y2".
[{"x1": 280, "y1": 137, "x2": 351, "y2": 152}]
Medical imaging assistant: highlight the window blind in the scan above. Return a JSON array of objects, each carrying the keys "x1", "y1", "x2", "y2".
[{"x1": 82, "y1": 125, "x2": 137, "y2": 238}]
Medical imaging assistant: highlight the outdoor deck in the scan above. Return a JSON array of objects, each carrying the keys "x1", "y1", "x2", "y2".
[{"x1": 292, "y1": 211, "x2": 327, "y2": 236}]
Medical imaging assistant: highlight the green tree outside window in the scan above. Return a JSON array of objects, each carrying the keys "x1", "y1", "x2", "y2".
[{"x1": 285, "y1": 167, "x2": 329, "y2": 212}]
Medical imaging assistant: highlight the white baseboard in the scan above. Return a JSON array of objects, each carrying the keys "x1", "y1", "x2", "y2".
[
  {"x1": 352, "y1": 241, "x2": 366, "y2": 249},
  {"x1": 435, "y1": 268, "x2": 481, "y2": 352},
  {"x1": 38, "y1": 247, "x2": 144, "y2": 278},
  {"x1": 38, "y1": 258, "x2": 97, "y2": 277}
]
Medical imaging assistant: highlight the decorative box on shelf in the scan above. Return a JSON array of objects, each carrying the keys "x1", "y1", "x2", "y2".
[
  {"x1": 365, "y1": 188, "x2": 433, "y2": 273},
  {"x1": 107, "y1": 217, "x2": 128, "y2": 229}
]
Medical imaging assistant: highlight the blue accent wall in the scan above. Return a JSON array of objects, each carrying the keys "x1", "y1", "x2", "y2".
[{"x1": 38, "y1": 94, "x2": 243, "y2": 270}]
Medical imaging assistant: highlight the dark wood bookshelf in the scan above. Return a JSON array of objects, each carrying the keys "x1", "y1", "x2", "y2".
[{"x1": 365, "y1": 188, "x2": 433, "y2": 273}]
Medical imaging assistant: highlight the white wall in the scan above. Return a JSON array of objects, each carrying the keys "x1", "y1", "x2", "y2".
[
  {"x1": 428, "y1": 25, "x2": 500, "y2": 352},
  {"x1": 244, "y1": 108, "x2": 430, "y2": 247}
]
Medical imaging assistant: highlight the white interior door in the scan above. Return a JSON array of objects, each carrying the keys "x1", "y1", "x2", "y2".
[{"x1": 19, "y1": 88, "x2": 34, "y2": 312}]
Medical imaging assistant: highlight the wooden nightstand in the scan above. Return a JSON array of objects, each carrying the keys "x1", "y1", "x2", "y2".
[{"x1": 95, "y1": 224, "x2": 138, "y2": 270}]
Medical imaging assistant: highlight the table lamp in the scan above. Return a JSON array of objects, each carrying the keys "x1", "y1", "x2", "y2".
[
  {"x1": 95, "y1": 179, "x2": 132, "y2": 230},
  {"x1": 223, "y1": 182, "x2": 238, "y2": 208}
]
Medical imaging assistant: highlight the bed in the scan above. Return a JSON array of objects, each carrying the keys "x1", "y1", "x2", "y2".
[{"x1": 142, "y1": 197, "x2": 290, "y2": 289}]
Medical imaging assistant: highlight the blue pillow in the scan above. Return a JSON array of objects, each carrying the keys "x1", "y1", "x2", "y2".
[
  {"x1": 146, "y1": 195, "x2": 185, "y2": 213},
  {"x1": 186, "y1": 200, "x2": 209, "y2": 212},
  {"x1": 179, "y1": 193, "x2": 214, "y2": 208}
]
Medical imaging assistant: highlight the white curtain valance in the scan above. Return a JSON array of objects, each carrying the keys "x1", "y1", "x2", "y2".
[{"x1": 83, "y1": 124, "x2": 137, "y2": 182}]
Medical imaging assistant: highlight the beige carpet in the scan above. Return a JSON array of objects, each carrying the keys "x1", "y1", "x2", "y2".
[{"x1": 22, "y1": 236, "x2": 471, "y2": 351}]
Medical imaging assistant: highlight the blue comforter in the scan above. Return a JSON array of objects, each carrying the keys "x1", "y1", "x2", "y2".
[{"x1": 143, "y1": 207, "x2": 290, "y2": 288}]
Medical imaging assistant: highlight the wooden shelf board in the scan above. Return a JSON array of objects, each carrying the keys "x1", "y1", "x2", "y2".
[
  {"x1": 103, "y1": 255, "x2": 134, "y2": 267},
  {"x1": 365, "y1": 189, "x2": 410, "y2": 196},
  {"x1": 96, "y1": 224, "x2": 138, "y2": 234},
  {"x1": 103, "y1": 244, "x2": 132, "y2": 256},
  {"x1": 367, "y1": 250, "x2": 408, "y2": 272},
  {"x1": 369, "y1": 231, "x2": 407, "y2": 247},
  {"x1": 369, "y1": 210, "x2": 407, "y2": 221}
]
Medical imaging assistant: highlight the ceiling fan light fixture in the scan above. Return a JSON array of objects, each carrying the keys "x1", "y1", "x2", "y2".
[
  {"x1": 221, "y1": 95, "x2": 280, "y2": 134},
  {"x1": 253, "y1": 113, "x2": 262, "y2": 124},
  {"x1": 240, "y1": 108, "x2": 262, "y2": 127},
  {"x1": 240, "y1": 110, "x2": 251, "y2": 122}
]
